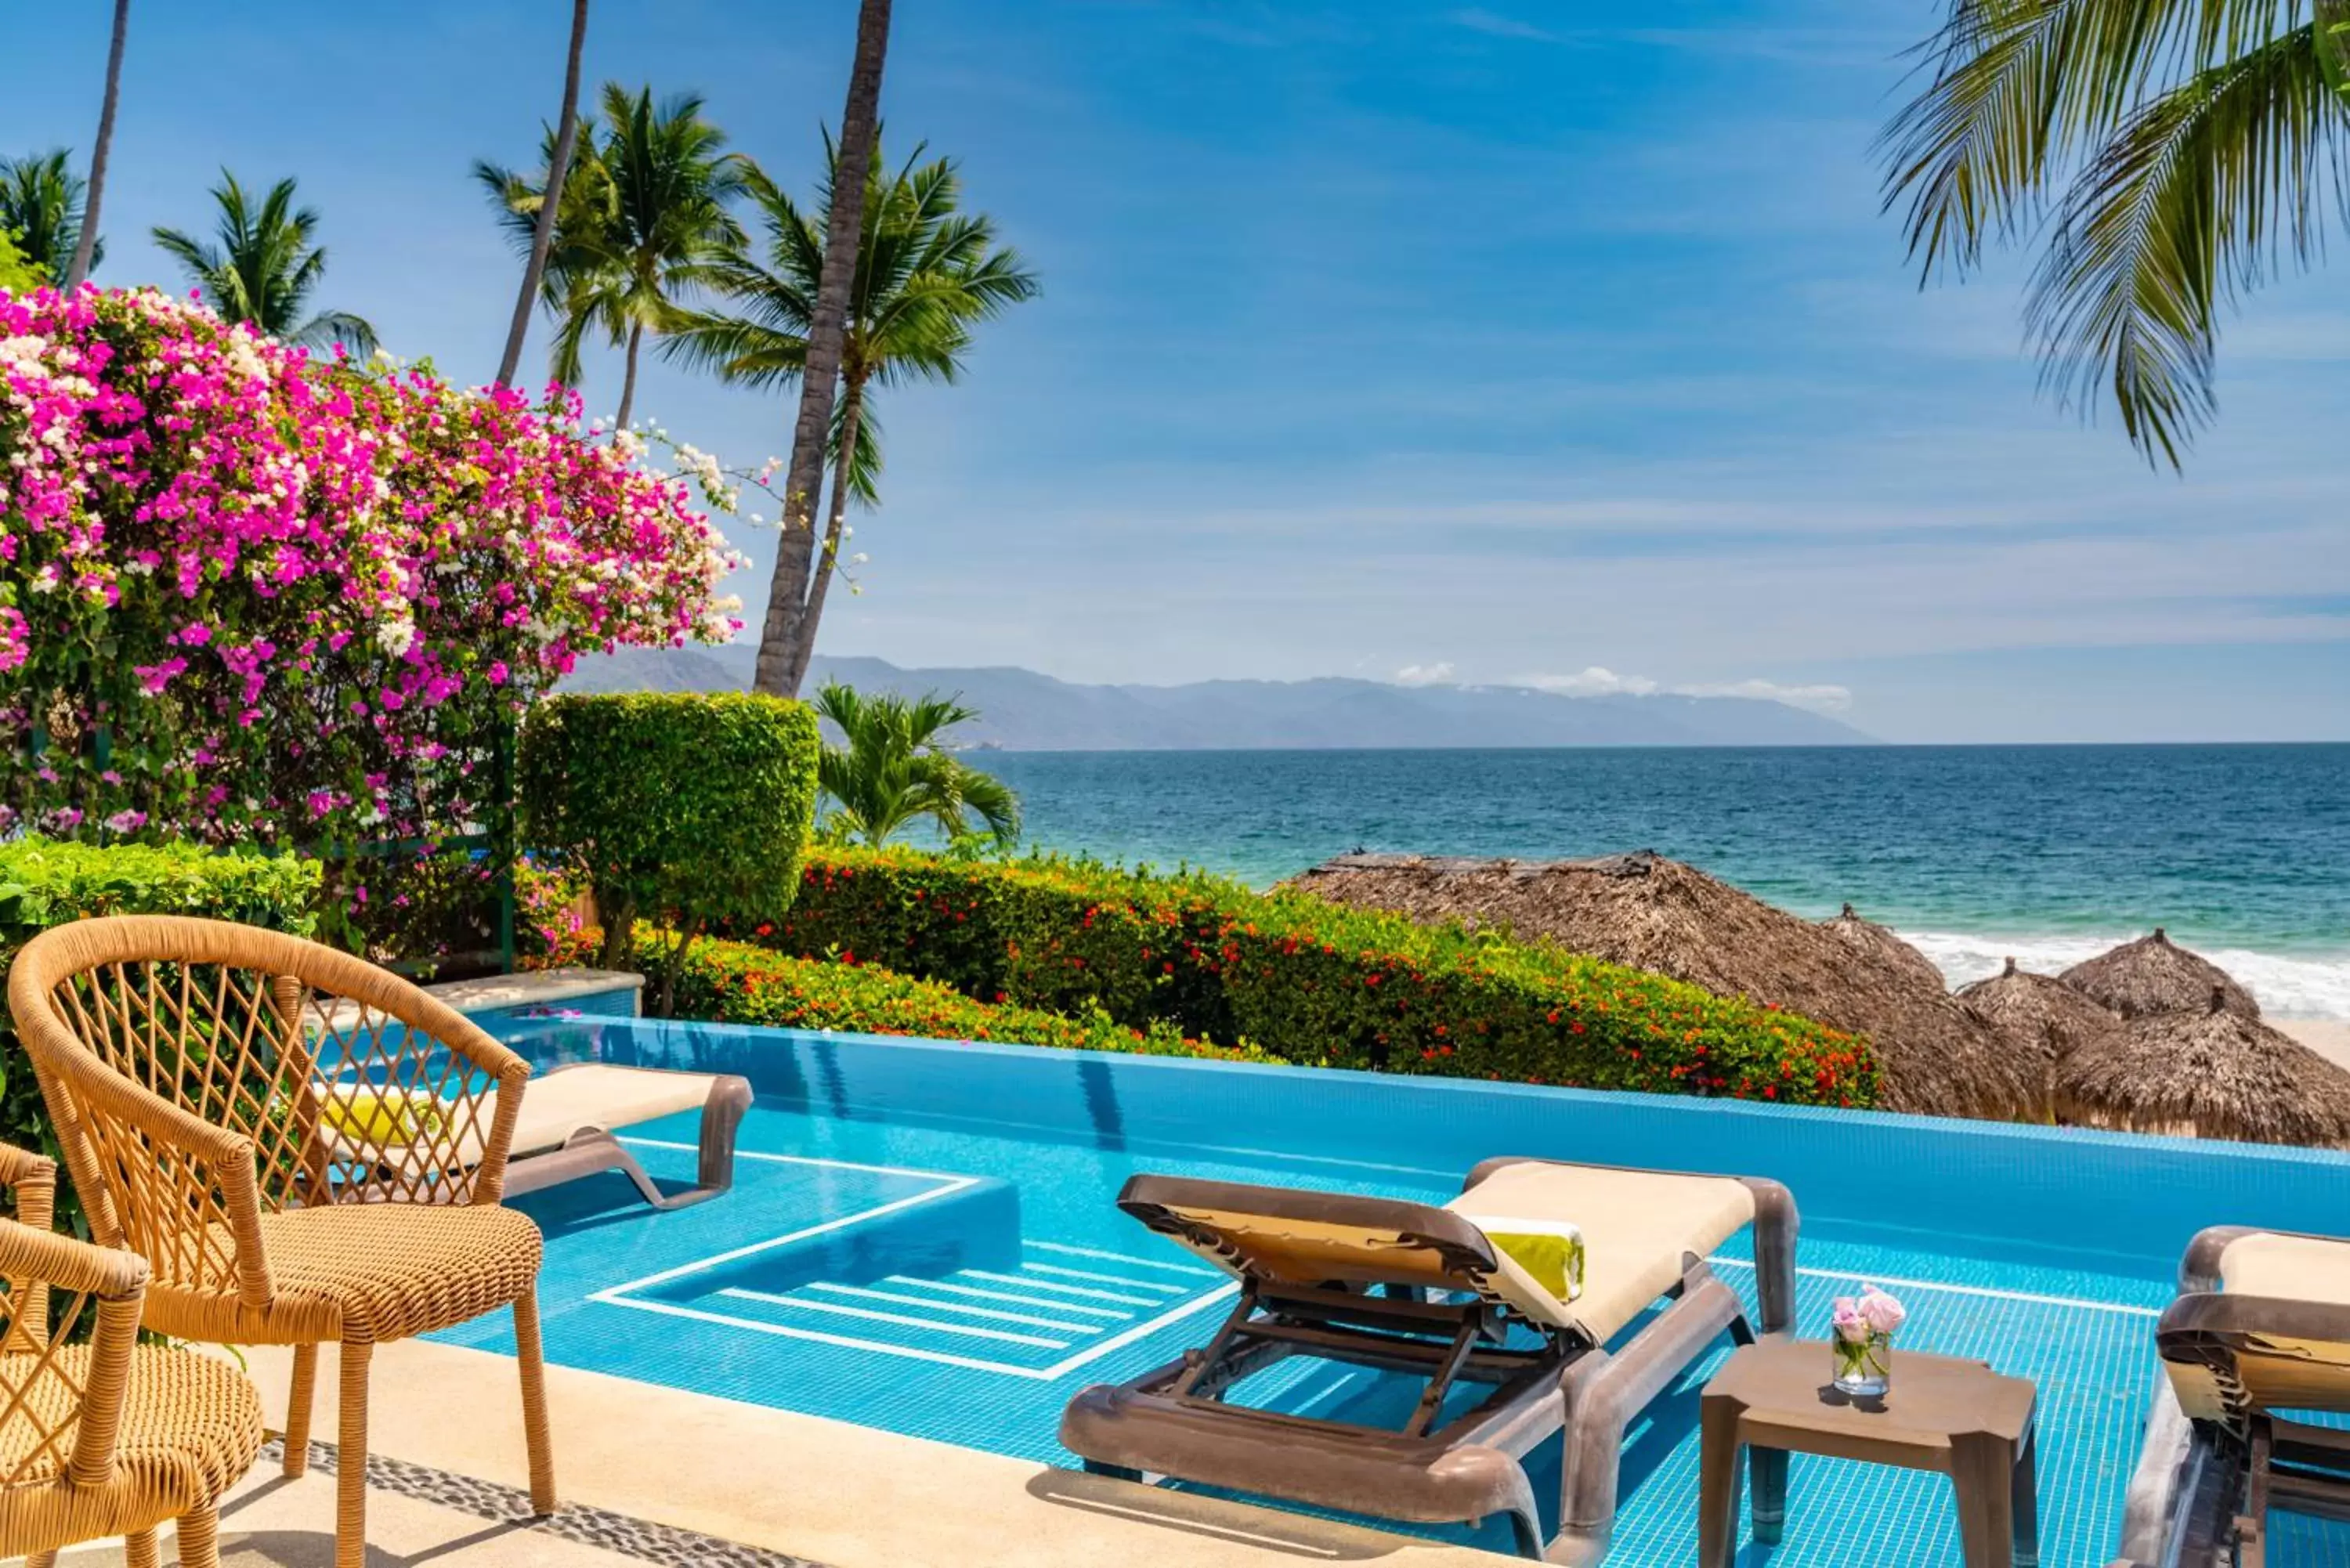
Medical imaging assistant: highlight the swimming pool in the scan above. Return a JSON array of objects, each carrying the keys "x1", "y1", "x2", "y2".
[{"x1": 438, "y1": 1012, "x2": 2350, "y2": 1566}]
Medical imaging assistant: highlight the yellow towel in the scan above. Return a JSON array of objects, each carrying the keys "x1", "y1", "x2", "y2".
[
  {"x1": 316, "y1": 1086, "x2": 445, "y2": 1147},
  {"x1": 1463, "y1": 1215, "x2": 1585, "y2": 1302}
]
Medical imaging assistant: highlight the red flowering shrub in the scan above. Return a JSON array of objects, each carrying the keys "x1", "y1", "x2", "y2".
[
  {"x1": 533, "y1": 919, "x2": 1268, "y2": 1064},
  {"x1": 742, "y1": 847, "x2": 1879, "y2": 1108}
]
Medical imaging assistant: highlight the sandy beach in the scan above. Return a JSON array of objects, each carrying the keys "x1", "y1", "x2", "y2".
[{"x1": 2278, "y1": 1018, "x2": 2350, "y2": 1073}]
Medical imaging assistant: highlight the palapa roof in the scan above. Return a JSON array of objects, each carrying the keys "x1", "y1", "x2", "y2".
[
  {"x1": 2055, "y1": 988, "x2": 2350, "y2": 1147},
  {"x1": 1287, "y1": 851, "x2": 2034, "y2": 1122},
  {"x1": 2059, "y1": 928, "x2": 2259, "y2": 1021},
  {"x1": 1824, "y1": 903, "x2": 1949, "y2": 995},
  {"x1": 1954, "y1": 957, "x2": 2127, "y2": 1121}
]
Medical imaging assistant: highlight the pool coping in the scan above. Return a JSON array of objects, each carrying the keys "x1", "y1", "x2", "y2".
[{"x1": 223, "y1": 1339, "x2": 1504, "y2": 1568}]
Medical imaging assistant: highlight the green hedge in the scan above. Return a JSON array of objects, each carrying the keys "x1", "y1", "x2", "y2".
[
  {"x1": 738, "y1": 847, "x2": 1877, "y2": 1108},
  {"x1": 0, "y1": 837, "x2": 321, "y2": 1216},
  {"x1": 520, "y1": 692, "x2": 821, "y2": 999},
  {"x1": 534, "y1": 921, "x2": 1269, "y2": 1064}
]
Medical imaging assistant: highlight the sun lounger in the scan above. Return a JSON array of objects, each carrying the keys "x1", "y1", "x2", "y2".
[
  {"x1": 2114, "y1": 1225, "x2": 2350, "y2": 1568},
  {"x1": 1058, "y1": 1156, "x2": 1797, "y2": 1565},
  {"x1": 314, "y1": 1064, "x2": 753, "y2": 1212}
]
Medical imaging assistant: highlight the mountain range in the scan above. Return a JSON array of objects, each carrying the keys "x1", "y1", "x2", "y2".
[{"x1": 560, "y1": 647, "x2": 1872, "y2": 749}]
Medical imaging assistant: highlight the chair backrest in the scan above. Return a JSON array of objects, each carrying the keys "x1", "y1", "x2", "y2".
[
  {"x1": 6, "y1": 916, "x2": 530, "y2": 1295},
  {"x1": 2158, "y1": 1290, "x2": 2350, "y2": 1429},
  {"x1": 0, "y1": 1143, "x2": 147, "y2": 1494},
  {"x1": 1118, "y1": 1173, "x2": 1504, "y2": 1296}
]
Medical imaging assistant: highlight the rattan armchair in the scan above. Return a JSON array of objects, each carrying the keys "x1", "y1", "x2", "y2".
[
  {"x1": 6, "y1": 915, "x2": 557, "y2": 1568},
  {"x1": 1, "y1": 1141, "x2": 264, "y2": 1568}
]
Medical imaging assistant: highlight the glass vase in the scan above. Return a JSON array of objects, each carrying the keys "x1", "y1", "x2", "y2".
[{"x1": 1831, "y1": 1330, "x2": 1893, "y2": 1397}]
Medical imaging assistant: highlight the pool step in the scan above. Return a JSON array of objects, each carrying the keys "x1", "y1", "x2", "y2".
[{"x1": 700, "y1": 1241, "x2": 1228, "y2": 1375}]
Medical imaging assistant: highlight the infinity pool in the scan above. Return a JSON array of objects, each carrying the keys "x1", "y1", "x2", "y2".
[{"x1": 436, "y1": 1013, "x2": 2350, "y2": 1566}]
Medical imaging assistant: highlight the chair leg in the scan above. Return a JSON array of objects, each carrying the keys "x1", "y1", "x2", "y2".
[
  {"x1": 178, "y1": 1501, "x2": 222, "y2": 1568},
  {"x1": 26, "y1": 1552, "x2": 59, "y2": 1568},
  {"x1": 514, "y1": 1288, "x2": 559, "y2": 1515},
  {"x1": 284, "y1": 1341, "x2": 319, "y2": 1477},
  {"x1": 337, "y1": 1339, "x2": 374, "y2": 1568},
  {"x1": 125, "y1": 1530, "x2": 161, "y2": 1568}
]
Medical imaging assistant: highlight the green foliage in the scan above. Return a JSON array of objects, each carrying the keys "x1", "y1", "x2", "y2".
[
  {"x1": 0, "y1": 150, "x2": 95, "y2": 280},
  {"x1": 518, "y1": 692, "x2": 819, "y2": 1002},
  {"x1": 0, "y1": 229, "x2": 39, "y2": 294},
  {"x1": 533, "y1": 919, "x2": 1267, "y2": 1064},
  {"x1": 743, "y1": 847, "x2": 1878, "y2": 1108},
  {"x1": 151, "y1": 170, "x2": 377, "y2": 352},
  {"x1": 474, "y1": 84, "x2": 751, "y2": 420},
  {"x1": 0, "y1": 837, "x2": 320, "y2": 1223},
  {"x1": 812, "y1": 681, "x2": 1019, "y2": 849},
  {"x1": 1880, "y1": 2, "x2": 2349, "y2": 467}
]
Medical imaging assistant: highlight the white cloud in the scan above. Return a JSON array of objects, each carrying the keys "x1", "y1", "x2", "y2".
[
  {"x1": 1517, "y1": 667, "x2": 1658, "y2": 696},
  {"x1": 1394, "y1": 662, "x2": 1457, "y2": 686},
  {"x1": 1513, "y1": 668, "x2": 1853, "y2": 713}
]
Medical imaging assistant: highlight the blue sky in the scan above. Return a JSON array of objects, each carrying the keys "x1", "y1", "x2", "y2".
[{"x1": 6, "y1": 0, "x2": 2347, "y2": 742}]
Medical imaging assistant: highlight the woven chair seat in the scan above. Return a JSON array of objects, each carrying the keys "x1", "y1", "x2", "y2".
[
  {"x1": 161, "y1": 1205, "x2": 544, "y2": 1346},
  {"x1": 0, "y1": 1344, "x2": 264, "y2": 1555}
]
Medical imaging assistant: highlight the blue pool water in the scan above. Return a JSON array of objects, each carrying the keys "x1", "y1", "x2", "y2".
[{"x1": 444, "y1": 1013, "x2": 2350, "y2": 1566}]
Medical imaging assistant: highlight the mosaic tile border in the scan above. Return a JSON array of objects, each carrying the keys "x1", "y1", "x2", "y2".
[{"x1": 258, "y1": 1439, "x2": 829, "y2": 1568}]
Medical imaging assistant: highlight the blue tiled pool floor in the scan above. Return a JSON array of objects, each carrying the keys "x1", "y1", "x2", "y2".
[{"x1": 437, "y1": 1018, "x2": 2350, "y2": 1565}]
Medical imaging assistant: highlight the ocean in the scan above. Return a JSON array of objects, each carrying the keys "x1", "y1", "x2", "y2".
[{"x1": 978, "y1": 744, "x2": 2350, "y2": 1019}]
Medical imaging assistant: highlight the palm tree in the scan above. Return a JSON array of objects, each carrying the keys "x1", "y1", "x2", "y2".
[
  {"x1": 1881, "y1": 2, "x2": 2350, "y2": 467},
  {"x1": 152, "y1": 172, "x2": 378, "y2": 352},
  {"x1": 64, "y1": 0, "x2": 127, "y2": 290},
  {"x1": 496, "y1": 0, "x2": 591, "y2": 388},
  {"x1": 0, "y1": 151, "x2": 99, "y2": 280},
  {"x1": 755, "y1": 0, "x2": 894, "y2": 699},
  {"x1": 475, "y1": 84, "x2": 749, "y2": 428},
  {"x1": 812, "y1": 681, "x2": 1019, "y2": 849},
  {"x1": 663, "y1": 139, "x2": 1037, "y2": 689}
]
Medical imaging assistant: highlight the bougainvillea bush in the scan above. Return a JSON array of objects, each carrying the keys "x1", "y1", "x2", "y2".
[
  {"x1": 0, "y1": 284, "x2": 743, "y2": 869},
  {"x1": 737, "y1": 847, "x2": 1878, "y2": 1109}
]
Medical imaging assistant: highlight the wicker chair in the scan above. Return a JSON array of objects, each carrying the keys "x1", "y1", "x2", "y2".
[
  {"x1": 1, "y1": 1142, "x2": 264, "y2": 1568},
  {"x1": 5, "y1": 915, "x2": 557, "y2": 1568}
]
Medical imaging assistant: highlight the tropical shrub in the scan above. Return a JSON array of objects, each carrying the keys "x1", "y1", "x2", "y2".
[
  {"x1": 532, "y1": 920, "x2": 1266, "y2": 1064},
  {"x1": 519, "y1": 692, "x2": 820, "y2": 998},
  {"x1": 0, "y1": 284, "x2": 743, "y2": 865},
  {"x1": 812, "y1": 680, "x2": 1019, "y2": 848},
  {"x1": 0, "y1": 836, "x2": 320, "y2": 1221},
  {"x1": 0, "y1": 231, "x2": 39, "y2": 294},
  {"x1": 743, "y1": 847, "x2": 1878, "y2": 1108}
]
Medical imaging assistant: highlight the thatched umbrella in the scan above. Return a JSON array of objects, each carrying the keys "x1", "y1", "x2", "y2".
[
  {"x1": 1286, "y1": 851, "x2": 2034, "y2": 1122},
  {"x1": 1822, "y1": 903, "x2": 1947, "y2": 995},
  {"x1": 1955, "y1": 957, "x2": 2127, "y2": 1120},
  {"x1": 2060, "y1": 928, "x2": 2259, "y2": 1020},
  {"x1": 2056, "y1": 986, "x2": 2350, "y2": 1147}
]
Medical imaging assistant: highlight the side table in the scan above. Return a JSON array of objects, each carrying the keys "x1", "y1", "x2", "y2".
[{"x1": 1699, "y1": 1338, "x2": 2040, "y2": 1567}]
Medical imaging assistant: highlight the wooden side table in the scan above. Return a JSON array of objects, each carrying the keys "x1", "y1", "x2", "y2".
[{"x1": 1699, "y1": 1339, "x2": 2040, "y2": 1568}]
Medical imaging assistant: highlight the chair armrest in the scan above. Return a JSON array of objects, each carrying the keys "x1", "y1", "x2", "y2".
[{"x1": 0, "y1": 1191, "x2": 150, "y2": 1490}]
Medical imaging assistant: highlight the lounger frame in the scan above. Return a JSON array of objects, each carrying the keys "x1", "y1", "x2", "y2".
[
  {"x1": 1059, "y1": 1158, "x2": 1798, "y2": 1565},
  {"x1": 498, "y1": 1065, "x2": 753, "y2": 1211},
  {"x1": 2115, "y1": 1225, "x2": 2350, "y2": 1568}
]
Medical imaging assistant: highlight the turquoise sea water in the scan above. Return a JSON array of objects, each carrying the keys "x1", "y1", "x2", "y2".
[{"x1": 979, "y1": 744, "x2": 2350, "y2": 1016}]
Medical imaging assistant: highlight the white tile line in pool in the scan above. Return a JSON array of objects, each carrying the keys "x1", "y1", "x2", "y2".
[
  {"x1": 1706, "y1": 1256, "x2": 2162, "y2": 1318},
  {"x1": 1019, "y1": 1263, "x2": 1187, "y2": 1292},
  {"x1": 804, "y1": 1281, "x2": 1108, "y2": 1333},
  {"x1": 618, "y1": 1137, "x2": 974, "y2": 1183},
  {"x1": 908, "y1": 1277, "x2": 1134, "y2": 1317},
  {"x1": 960, "y1": 1270, "x2": 1169, "y2": 1307},
  {"x1": 717, "y1": 1288, "x2": 1076, "y2": 1349},
  {"x1": 1021, "y1": 1241, "x2": 1220, "y2": 1277},
  {"x1": 590, "y1": 1170, "x2": 980, "y2": 1297}
]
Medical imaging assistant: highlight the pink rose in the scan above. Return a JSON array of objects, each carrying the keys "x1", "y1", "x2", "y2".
[
  {"x1": 1857, "y1": 1286, "x2": 1907, "y2": 1336},
  {"x1": 1831, "y1": 1297, "x2": 1868, "y2": 1344}
]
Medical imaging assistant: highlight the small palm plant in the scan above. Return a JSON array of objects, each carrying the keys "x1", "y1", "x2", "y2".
[
  {"x1": 812, "y1": 680, "x2": 1019, "y2": 851},
  {"x1": 152, "y1": 172, "x2": 376, "y2": 352}
]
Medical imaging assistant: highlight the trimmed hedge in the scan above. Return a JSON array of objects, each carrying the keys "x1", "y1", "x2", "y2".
[
  {"x1": 533, "y1": 922, "x2": 1269, "y2": 1064},
  {"x1": 0, "y1": 837, "x2": 321, "y2": 1216},
  {"x1": 742, "y1": 847, "x2": 1877, "y2": 1108},
  {"x1": 520, "y1": 692, "x2": 821, "y2": 994}
]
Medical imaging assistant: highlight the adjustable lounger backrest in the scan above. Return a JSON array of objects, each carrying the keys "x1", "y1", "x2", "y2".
[
  {"x1": 2158, "y1": 1292, "x2": 2350, "y2": 1427},
  {"x1": 1116, "y1": 1173, "x2": 1566, "y2": 1322}
]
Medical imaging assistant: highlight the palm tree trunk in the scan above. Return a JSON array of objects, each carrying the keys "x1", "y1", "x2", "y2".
[
  {"x1": 753, "y1": 0, "x2": 891, "y2": 699},
  {"x1": 780, "y1": 375, "x2": 864, "y2": 695},
  {"x1": 64, "y1": 0, "x2": 129, "y2": 291},
  {"x1": 615, "y1": 321, "x2": 642, "y2": 429},
  {"x1": 496, "y1": 0, "x2": 591, "y2": 387}
]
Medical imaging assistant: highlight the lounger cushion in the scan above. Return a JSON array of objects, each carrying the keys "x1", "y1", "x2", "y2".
[
  {"x1": 2221, "y1": 1231, "x2": 2350, "y2": 1307},
  {"x1": 1447, "y1": 1162, "x2": 1755, "y2": 1344},
  {"x1": 506, "y1": 1064, "x2": 721, "y2": 1157}
]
